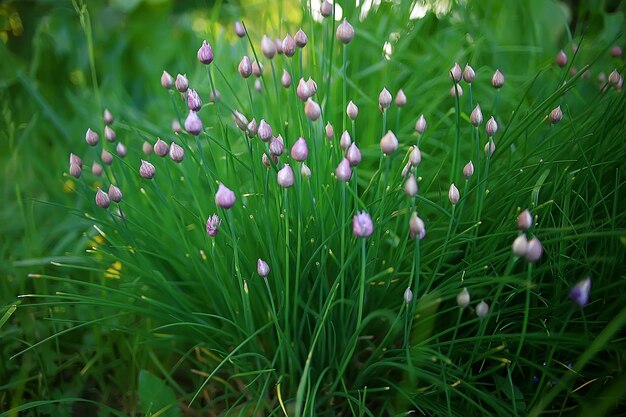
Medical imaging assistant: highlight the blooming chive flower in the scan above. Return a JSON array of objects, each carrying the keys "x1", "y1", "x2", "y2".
[
  {"x1": 415, "y1": 115, "x2": 427, "y2": 134},
  {"x1": 448, "y1": 183, "x2": 460, "y2": 205},
  {"x1": 277, "y1": 164, "x2": 295, "y2": 188},
  {"x1": 449, "y1": 62, "x2": 462, "y2": 83},
  {"x1": 353, "y1": 211, "x2": 374, "y2": 238},
  {"x1": 335, "y1": 158, "x2": 352, "y2": 182},
  {"x1": 215, "y1": 184, "x2": 236, "y2": 209},
  {"x1": 197, "y1": 40, "x2": 214, "y2": 64},
  {"x1": 139, "y1": 160, "x2": 156, "y2": 179},
  {"x1": 85, "y1": 128, "x2": 99, "y2": 146},
  {"x1": 395, "y1": 89, "x2": 407, "y2": 107},
  {"x1": 492, "y1": 69, "x2": 505, "y2": 89},
  {"x1": 470, "y1": 104, "x2": 483, "y2": 126},
  {"x1": 347, "y1": 101, "x2": 359, "y2": 120},
  {"x1": 346, "y1": 143, "x2": 362, "y2": 166},
  {"x1": 569, "y1": 278, "x2": 591, "y2": 308},
  {"x1": 169, "y1": 142, "x2": 184, "y2": 162},
  {"x1": 463, "y1": 64, "x2": 475, "y2": 83},
  {"x1": 549, "y1": 106, "x2": 563, "y2": 124},
  {"x1": 161, "y1": 70, "x2": 174, "y2": 89},
  {"x1": 476, "y1": 301, "x2": 489, "y2": 317},
  {"x1": 404, "y1": 287, "x2": 413, "y2": 304},
  {"x1": 517, "y1": 209, "x2": 533, "y2": 231},
  {"x1": 206, "y1": 214, "x2": 221, "y2": 237},
  {"x1": 409, "y1": 212, "x2": 425, "y2": 240},
  {"x1": 380, "y1": 130, "x2": 398, "y2": 155},
  {"x1": 525, "y1": 237, "x2": 543, "y2": 262},
  {"x1": 336, "y1": 19, "x2": 354, "y2": 44},
  {"x1": 257, "y1": 259, "x2": 270, "y2": 277},
  {"x1": 185, "y1": 111, "x2": 203, "y2": 136},
  {"x1": 175, "y1": 74, "x2": 189, "y2": 93},
  {"x1": 108, "y1": 184, "x2": 123, "y2": 203},
  {"x1": 291, "y1": 137, "x2": 309, "y2": 161},
  {"x1": 95, "y1": 188, "x2": 110, "y2": 208},
  {"x1": 154, "y1": 138, "x2": 169, "y2": 157},
  {"x1": 463, "y1": 161, "x2": 474, "y2": 178},
  {"x1": 457, "y1": 288, "x2": 470, "y2": 308}
]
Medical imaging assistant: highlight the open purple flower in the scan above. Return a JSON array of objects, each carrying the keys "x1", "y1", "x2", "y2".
[{"x1": 353, "y1": 211, "x2": 374, "y2": 238}]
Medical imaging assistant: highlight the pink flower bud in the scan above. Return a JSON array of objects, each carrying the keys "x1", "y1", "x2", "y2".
[
  {"x1": 142, "y1": 141, "x2": 153, "y2": 156},
  {"x1": 116, "y1": 142, "x2": 127, "y2": 158},
  {"x1": 154, "y1": 138, "x2": 169, "y2": 157},
  {"x1": 512, "y1": 234, "x2": 528, "y2": 257},
  {"x1": 470, "y1": 104, "x2": 483, "y2": 126},
  {"x1": 254, "y1": 79, "x2": 262, "y2": 93},
  {"x1": 378, "y1": 87, "x2": 392, "y2": 110},
  {"x1": 449, "y1": 62, "x2": 462, "y2": 83},
  {"x1": 336, "y1": 19, "x2": 355, "y2": 44},
  {"x1": 405, "y1": 174, "x2": 418, "y2": 197},
  {"x1": 238, "y1": 56, "x2": 252, "y2": 78},
  {"x1": 139, "y1": 160, "x2": 156, "y2": 179},
  {"x1": 450, "y1": 84, "x2": 463, "y2": 97},
  {"x1": 104, "y1": 125, "x2": 116, "y2": 142},
  {"x1": 347, "y1": 101, "x2": 358, "y2": 120},
  {"x1": 556, "y1": 50, "x2": 568, "y2": 68},
  {"x1": 492, "y1": 69, "x2": 504, "y2": 89},
  {"x1": 346, "y1": 143, "x2": 361, "y2": 166},
  {"x1": 108, "y1": 184, "x2": 123, "y2": 203},
  {"x1": 261, "y1": 35, "x2": 276, "y2": 59},
  {"x1": 320, "y1": 1, "x2": 333, "y2": 17},
  {"x1": 175, "y1": 74, "x2": 189, "y2": 93},
  {"x1": 295, "y1": 29, "x2": 308, "y2": 47},
  {"x1": 517, "y1": 209, "x2": 532, "y2": 231},
  {"x1": 409, "y1": 146, "x2": 421, "y2": 167},
  {"x1": 234, "y1": 21, "x2": 245, "y2": 38},
  {"x1": 275, "y1": 38, "x2": 283, "y2": 55},
  {"x1": 169, "y1": 142, "x2": 185, "y2": 162},
  {"x1": 101, "y1": 150, "x2": 113, "y2": 165},
  {"x1": 215, "y1": 183, "x2": 236, "y2": 209},
  {"x1": 69, "y1": 153, "x2": 83, "y2": 168},
  {"x1": 281, "y1": 69, "x2": 292, "y2": 88},
  {"x1": 103, "y1": 108, "x2": 114, "y2": 125},
  {"x1": 252, "y1": 60, "x2": 263, "y2": 77},
  {"x1": 415, "y1": 114, "x2": 427, "y2": 134},
  {"x1": 172, "y1": 119, "x2": 182, "y2": 133},
  {"x1": 297, "y1": 78, "x2": 311, "y2": 101},
  {"x1": 570, "y1": 278, "x2": 591, "y2": 308},
  {"x1": 206, "y1": 214, "x2": 221, "y2": 237},
  {"x1": 257, "y1": 119, "x2": 272, "y2": 142},
  {"x1": 257, "y1": 259, "x2": 270, "y2": 277},
  {"x1": 197, "y1": 40, "x2": 214, "y2": 64},
  {"x1": 92, "y1": 162, "x2": 103, "y2": 176},
  {"x1": 85, "y1": 128, "x2": 99, "y2": 146},
  {"x1": 409, "y1": 212, "x2": 425, "y2": 240},
  {"x1": 270, "y1": 135, "x2": 285, "y2": 156},
  {"x1": 549, "y1": 106, "x2": 563, "y2": 124},
  {"x1": 291, "y1": 137, "x2": 309, "y2": 161},
  {"x1": 340, "y1": 130, "x2": 352, "y2": 150},
  {"x1": 525, "y1": 237, "x2": 543, "y2": 262},
  {"x1": 306, "y1": 78, "x2": 317, "y2": 96},
  {"x1": 277, "y1": 164, "x2": 295, "y2": 188},
  {"x1": 380, "y1": 130, "x2": 398, "y2": 155},
  {"x1": 301, "y1": 163, "x2": 311, "y2": 178},
  {"x1": 282, "y1": 34, "x2": 296, "y2": 57},
  {"x1": 185, "y1": 111, "x2": 203, "y2": 136},
  {"x1": 353, "y1": 211, "x2": 374, "y2": 238},
  {"x1": 448, "y1": 183, "x2": 460, "y2": 205},
  {"x1": 463, "y1": 64, "x2": 475, "y2": 83},
  {"x1": 69, "y1": 163, "x2": 81, "y2": 178},
  {"x1": 247, "y1": 118, "x2": 258, "y2": 137},
  {"x1": 485, "y1": 116, "x2": 498, "y2": 137},
  {"x1": 395, "y1": 89, "x2": 407, "y2": 107},
  {"x1": 325, "y1": 122, "x2": 334, "y2": 140},
  {"x1": 476, "y1": 301, "x2": 489, "y2": 317},
  {"x1": 161, "y1": 70, "x2": 174, "y2": 89},
  {"x1": 304, "y1": 99, "x2": 321, "y2": 121},
  {"x1": 611, "y1": 45, "x2": 623, "y2": 57},
  {"x1": 463, "y1": 161, "x2": 474, "y2": 178},
  {"x1": 608, "y1": 69, "x2": 621, "y2": 86},
  {"x1": 335, "y1": 158, "x2": 352, "y2": 181},
  {"x1": 484, "y1": 140, "x2": 496, "y2": 157},
  {"x1": 95, "y1": 188, "x2": 110, "y2": 208}
]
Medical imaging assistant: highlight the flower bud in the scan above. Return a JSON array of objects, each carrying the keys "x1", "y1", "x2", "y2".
[
  {"x1": 197, "y1": 40, "x2": 214, "y2": 64},
  {"x1": 85, "y1": 128, "x2": 99, "y2": 146},
  {"x1": 549, "y1": 106, "x2": 563, "y2": 124},
  {"x1": 257, "y1": 119, "x2": 272, "y2": 142},
  {"x1": 346, "y1": 143, "x2": 362, "y2": 166},
  {"x1": 281, "y1": 69, "x2": 292, "y2": 88},
  {"x1": 485, "y1": 116, "x2": 498, "y2": 137},
  {"x1": 238, "y1": 56, "x2": 252, "y2": 78},
  {"x1": 463, "y1": 64, "x2": 475, "y2": 83},
  {"x1": 108, "y1": 184, "x2": 122, "y2": 203},
  {"x1": 415, "y1": 114, "x2": 427, "y2": 134},
  {"x1": 321, "y1": 1, "x2": 333, "y2": 17},
  {"x1": 206, "y1": 214, "x2": 221, "y2": 237},
  {"x1": 277, "y1": 164, "x2": 295, "y2": 188},
  {"x1": 209, "y1": 89, "x2": 221, "y2": 102},
  {"x1": 92, "y1": 162, "x2": 103, "y2": 176},
  {"x1": 262, "y1": 152, "x2": 274, "y2": 169},
  {"x1": 556, "y1": 50, "x2": 568, "y2": 68},
  {"x1": 306, "y1": 78, "x2": 317, "y2": 96},
  {"x1": 103, "y1": 108, "x2": 114, "y2": 125},
  {"x1": 378, "y1": 87, "x2": 392, "y2": 111},
  {"x1": 215, "y1": 183, "x2": 236, "y2": 209},
  {"x1": 101, "y1": 150, "x2": 113, "y2": 165},
  {"x1": 142, "y1": 141, "x2": 153, "y2": 156},
  {"x1": 525, "y1": 237, "x2": 543, "y2": 263},
  {"x1": 403, "y1": 287, "x2": 413, "y2": 304},
  {"x1": 336, "y1": 19, "x2": 354, "y2": 44},
  {"x1": 448, "y1": 183, "x2": 460, "y2": 205},
  {"x1": 252, "y1": 60, "x2": 263, "y2": 77},
  {"x1": 161, "y1": 70, "x2": 174, "y2": 89},
  {"x1": 409, "y1": 212, "x2": 425, "y2": 240},
  {"x1": 139, "y1": 160, "x2": 156, "y2": 179},
  {"x1": 232, "y1": 111, "x2": 248, "y2": 131},
  {"x1": 295, "y1": 29, "x2": 308, "y2": 47},
  {"x1": 70, "y1": 153, "x2": 83, "y2": 168},
  {"x1": 325, "y1": 122, "x2": 334, "y2": 140},
  {"x1": 492, "y1": 69, "x2": 504, "y2": 89},
  {"x1": 340, "y1": 130, "x2": 352, "y2": 150},
  {"x1": 282, "y1": 34, "x2": 296, "y2": 57},
  {"x1": 457, "y1": 288, "x2": 470, "y2": 308},
  {"x1": 270, "y1": 135, "x2": 285, "y2": 156},
  {"x1": 186, "y1": 88, "x2": 202, "y2": 112},
  {"x1": 172, "y1": 119, "x2": 182, "y2": 133},
  {"x1": 301, "y1": 163, "x2": 311, "y2": 178},
  {"x1": 69, "y1": 163, "x2": 82, "y2": 178},
  {"x1": 257, "y1": 259, "x2": 270, "y2": 277},
  {"x1": 401, "y1": 162, "x2": 411, "y2": 178},
  {"x1": 470, "y1": 104, "x2": 483, "y2": 127},
  {"x1": 116, "y1": 142, "x2": 127, "y2": 158},
  {"x1": 185, "y1": 111, "x2": 203, "y2": 136},
  {"x1": 261, "y1": 35, "x2": 276, "y2": 59},
  {"x1": 484, "y1": 141, "x2": 496, "y2": 157},
  {"x1": 104, "y1": 125, "x2": 116, "y2": 142},
  {"x1": 512, "y1": 234, "x2": 528, "y2": 257},
  {"x1": 450, "y1": 84, "x2": 463, "y2": 97},
  {"x1": 463, "y1": 161, "x2": 474, "y2": 179},
  {"x1": 254, "y1": 79, "x2": 262, "y2": 93},
  {"x1": 275, "y1": 38, "x2": 283, "y2": 55},
  {"x1": 304, "y1": 99, "x2": 321, "y2": 121},
  {"x1": 380, "y1": 130, "x2": 398, "y2": 155},
  {"x1": 611, "y1": 45, "x2": 622, "y2": 57},
  {"x1": 169, "y1": 142, "x2": 185, "y2": 162},
  {"x1": 409, "y1": 146, "x2": 421, "y2": 167},
  {"x1": 517, "y1": 209, "x2": 533, "y2": 231},
  {"x1": 475, "y1": 301, "x2": 489, "y2": 317},
  {"x1": 291, "y1": 137, "x2": 309, "y2": 161},
  {"x1": 449, "y1": 62, "x2": 462, "y2": 83},
  {"x1": 347, "y1": 101, "x2": 359, "y2": 120},
  {"x1": 353, "y1": 211, "x2": 374, "y2": 238},
  {"x1": 95, "y1": 188, "x2": 110, "y2": 208},
  {"x1": 395, "y1": 89, "x2": 407, "y2": 107},
  {"x1": 405, "y1": 174, "x2": 418, "y2": 197},
  {"x1": 154, "y1": 138, "x2": 169, "y2": 157},
  {"x1": 569, "y1": 278, "x2": 591, "y2": 308},
  {"x1": 234, "y1": 21, "x2": 245, "y2": 37},
  {"x1": 175, "y1": 74, "x2": 189, "y2": 93},
  {"x1": 247, "y1": 118, "x2": 258, "y2": 137},
  {"x1": 297, "y1": 78, "x2": 311, "y2": 101},
  {"x1": 335, "y1": 158, "x2": 352, "y2": 181}
]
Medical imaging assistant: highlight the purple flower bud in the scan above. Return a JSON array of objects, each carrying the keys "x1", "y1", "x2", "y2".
[
  {"x1": 116, "y1": 142, "x2": 127, "y2": 158},
  {"x1": 492, "y1": 69, "x2": 505, "y2": 89},
  {"x1": 470, "y1": 104, "x2": 483, "y2": 126},
  {"x1": 476, "y1": 301, "x2": 489, "y2": 317},
  {"x1": 270, "y1": 135, "x2": 285, "y2": 156},
  {"x1": 277, "y1": 164, "x2": 295, "y2": 188},
  {"x1": 380, "y1": 130, "x2": 398, "y2": 155},
  {"x1": 108, "y1": 184, "x2": 123, "y2": 203},
  {"x1": 142, "y1": 141, "x2": 153, "y2": 156},
  {"x1": 306, "y1": 78, "x2": 318, "y2": 96},
  {"x1": 104, "y1": 125, "x2": 116, "y2": 142},
  {"x1": 161, "y1": 71, "x2": 174, "y2": 89},
  {"x1": 336, "y1": 19, "x2": 354, "y2": 44},
  {"x1": 139, "y1": 160, "x2": 156, "y2": 179},
  {"x1": 252, "y1": 60, "x2": 263, "y2": 77},
  {"x1": 325, "y1": 122, "x2": 334, "y2": 140},
  {"x1": 448, "y1": 183, "x2": 460, "y2": 205},
  {"x1": 257, "y1": 119, "x2": 273, "y2": 142},
  {"x1": 485, "y1": 116, "x2": 498, "y2": 137},
  {"x1": 463, "y1": 161, "x2": 474, "y2": 178},
  {"x1": 282, "y1": 34, "x2": 296, "y2": 57},
  {"x1": 187, "y1": 89, "x2": 202, "y2": 112},
  {"x1": 154, "y1": 138, "x2": 169, "y2": 157},
  {"x1": 215, "y1": 183, "x2": 236, "y2": 209},
  {"x1": 101, "y1": 150, "x2": 113, "y2": 165},
  {"x1": 611, "y1": 45, "x2": 622, "y2": 57},
  {"x1": 304, "y1": 99, "x2": 321, "y2": 121},
  {"x1": 556, "y1": 50, "x2": 568, "y2": 68},
  {"x1": 281, "y1": 69, "x2": 292, "y2": 88},
  {"x1": 275, "y1": 37, "x2": 284, "y2": 55},
  {"x1": 403, "y1": 287, "x2": 413, "y2": 304},
  {"x1": 234, "y1": 21, "x2": 245, "y2": 38},
  {"x1": 409, "y1": 212, "x2": 425, "y2": 240},
  {"x1": 257, "y1": 259, "x2": 270, "y2": 277},
  {"x1": 415, "y1": 114, "x2": 427, "y2": 134},
  {"x1": 518, "y1": 209, "x2": 533, "y2": 231},
  {"x1": 301, "y1": 163, "x2": 311, "y2": 178},
  {"x1": 294, "y1": 29, "x2": 308, "y2": 47},
  {"x1": 262, "y1": 153, "x2": 274, "y2": 169},
  {"x1": 484, "y1": 140, "x2": 496, "y2": 157},
  {"x1": 92, "y1": 162, "x2": 103, "y2": 176},
  {"x1": 340, "y1": 131, "x2": 352, "y2": 150},
  {"x1": 206, "y1": 214, "x2": 221, "y2": 237},
  {"x1": 346, "y1": 143, "x2": 362, "y2": 166},
  {"x1": 69, "y1": 163, "x2": 81, "y2": 179},
  {"x1": 197, "y1": 40, "x2": 214, "y2": 65},
  {"x1": 291, "y1": 137, "x2": 309, "y2": 161},
  {"x1": 297, "y1": 78, "x2": 311, "y2": 101},
  {"x1": 457, "y1": 288, "x2": 470, "y2": 308},
  {"x1": 405, "y1": 174, "x2": 418, "y2": 197},
  {"x1": 169, "y1": 142, "x2": 185, "y2": 162},
  {"x1": 463, "y1": 64, "x2": 475, "y2": 83},
  {"x1": 175, "y1": 74, "x2": 189, "y2": 93},
  {"x1": 185, "y1": 111, "x2": 203, "y2": 136},
  {"x1": 95, "y1": 188, "x2": 110, "y2": 208},
  {"x1": 70, "y1": 153, "x2": 83, "y2": 168},
  {"x1": 321, "y1": 1, "x2": 333, "y2": 17},
  {"x1": 247, "y1": 118, "x2": 258, "y2": 137},
  {"x1": 335, "y1": 158, "x2": 352, "y2": 181},
  {"x1": 549, "y1": 106, "x2": 563, "y2": 124},
  {"x1": 261, "y1": 35, "x2": 276, "y2": 59},
  {"x1": 449, "y1": 62, "x2": 462, "y2": 83},
  {"x1": 512, "y1": 234, "x2": 528, "y2": 257},
  {"x1": 353, "y1": 211, "x2": 374, "y2": 238},
  {"x1": 395, "y1": 89, "x2": 407, "y2": 107},
  {"x1": 85, "y1": 128, "x2": 99, "y2": 146},
  {"x1": 232, "y1": 112, "x2": 248, "y2": 132},
  {"x1": 103, "y1": 108, "x2": 114, "y2": 125},
  {"x1": 409, "y1": 146, "x2": 421, "y2": 167},
  {"x1": 525, "y1": 237, "x2": 543, "y2": 263},
  {"x1": 172, "y1": 119, "x2": 182, "y2": 133},
  {"x1": 569, "y1": 278, "x2": 591, "y2": 308},
  {"x1": 347, "y1": 100, "x2": 359, "y2": 120},
  {"x1": 378, "y1": 87, "x2": 392, "y2": 111},
  {"x1": 450, "y1": 84, "x2": 463, "y2": 97}
]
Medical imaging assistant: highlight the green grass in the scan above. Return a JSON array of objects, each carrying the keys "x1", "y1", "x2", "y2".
[{"x1": 1, "y1": 0, "x2": 625, "y2": 416}]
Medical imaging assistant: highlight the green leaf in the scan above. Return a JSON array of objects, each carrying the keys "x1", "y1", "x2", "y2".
[{"x1": 138, "y1": 369, "x2": 182, "y2": 417}]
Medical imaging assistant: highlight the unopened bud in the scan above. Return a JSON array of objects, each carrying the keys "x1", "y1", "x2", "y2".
[
  {"x1": 484, "y1": 140, "x2": 496, "y2": 157},
  {"x1": 261, "y1": 35, "x2": 276, "y2": 59},
  {"x1": 525, "y1": 237, "x2": 543, "y2": 263},
  {"x1": 101, "y1": 150, "x2": 113, "y2": 165},
  {"x1": 175, "y1": 74, "x2": 189, "y2": 93},
  {"x1": 257, "y1": 259, "x2": 270, "y2": 277},
  {"x1": 450, "y1": 84, "x2": 463, "y2": 97},
  {"x1": 172, "y1": 119, "x2": 182, "y2": 133},
  {"x1": 70, "y1": 153, "x2": 83, "y2": 168},
  {"x1": 254, "y1": 79, "x2": 262, "y2": 93},
  {"x1": 139, "y1": 160, "x2": 156, "y2": 179},
  {"x1": 326, "y1": 122, "x2": 334, "y2": 140},
  {"x1": 297, "y1": 78, "x2": 311, "y2": 101},
  {"x1": 103, "y1": 108, "x2": 114, "y2": 125},
  {"x1": 492, "y1": 69, "x2": 504, "y2": 89},
  {"x1": 336, "y1": 19, "x2": 354, "y2": 44},
  {"x1": 395, "y1": 89, "x2": 407, "y2": 107},
  {"x1": 238, "y1": 56, "x2": 252, "y2": 78},
  {"x1": 270, "y1": 135, "x2": 285, "y2": 156},
  {"x1": 415, "y1": 114, "x2": 427, "y2": 134},
  {"x1": 291, "y1": 137, "x2": 309, "y2": 161},
  {"x1": 232, "y1": 111, "x2": 248, "y2": 131},
  {"x1": 185, "y1": 111, "x2": 203, "y2": 136},
  {"x1": 608, "y1": 69, "x2": 621, "y2": 86},
  {"x1": 142, "y1": 141, "x2": 153, "y2": 156},
  {"x1": 476, "y1": 301, "x2": 489, "y2": 317},
  {"x1": 517, "y1": 209, "x2": 532, "y2": 231},
  {"x1": 556, "y1": 50, "x2": 568, "y2": 68},
  {"x1": 209, "y1": 89, "x2": 221, "y2": 102},
  {"x1": 92, "y1": 162, "x2": 103, "y2": 176},
  {"x1": 277, "y1": 164, "x2": 295, "y2": 188},
  {"x1": 154, "y1": 138, "x2": 169, "y2": 157},
  {"x1": 463, "y1": 161, "x2": 474, "y2": 178},
  {"x1": 169, "y1": 142, "x2": 184, "y2": 162},
  {"x1": 252, "y1": 60, "x2": 263, "y2": 77},
  {"x1": 108, "y1": 184, "x2": 123, "y2": 203},
  {"x1": 95, "y1": 188, "x2": 110, "y2": 208},
  {"x1": 215, "y1": 183, "x2": 236, "y2": 209},
  {"x1": 346, "y1": 143, "x2": 362, "y2": 166},
  {"x1": 611, "y1": 45, "x2": 623, "y2": 58},
  {"x1": 116, "y1": 142, "x2": 127, "y2": 158},
  {"x1": 304, "y1": 99, "x2": 321, "y2": 121},
  {"x1": 187, "y1": 89, "x2": 203, "y2": 112},
  {"x1": 353, "y1": 211, "x2": 374, "y2": 238},
  {"x1": 380, "y1": 130, "x2": 398, "y2": 155},
  {"x1": 275, "y1": 38, "x2": 283, "y2": 55},
  {"x1": 295, "y1": 29, "x2": 308, "y2": 47},
  {"x1": 104, "y1": 125, "x2": 116, "y2": 142},
  {"x1": 197, "y1": 40, "x2": 214, "y2": 64},
  {"x1": 85, "y1": 128, "x2": 99, "y2": 146},
  {"x1": 457, "y1": 288, "x2": 470, "y2": 308},
  {"x1": 485, "y1": 116, "x2": 498, "y2": 137},
  {"x1": 340, "y1": 131, "x2": 352, "y2": 150},
  {"x1": 320, "y1": 1, "x2": 333, "y2": 17},
  {"x1": 335, "y1": 158, "x2": 352, "y2": 181},
  {"x1": 403, "y1": 287, "x2": 413, "y2": 304},
  {"x1": 470, "y1": 104, "x2": 483, "y2": 126},
  {"x1": 378, "y1": 87, "x2": 392, "y2": 111},
  {"x1": 409, "y1": 212, "x2": 425, "y2": 240},
  {"x1": 347, "y1": 101, "x2": 359, "y2": 120},
  {"x1": 549, "y1": 106, "x2": 563, "y2": 124},
  {"x1": 247, "y1": 118, "x2": 258, "y2": 137},
  {"x1": 405, "y1": 174, "x2": 418, "y2": 197},
  {"x1": 234, "y1": 21, "x2": 245, "y2": 38},
  {"x1": 448, "y1": 183, "x2": 460, "y2": 205},
  {"x1": 570, "y1": 278, "x2": 591, "y2": 308},
  {"x1": 282, "y1": 34, "x2": 296, "y2": 57},
  {"x1": 161, "y1": 70, "x2": 174, "y2": 89},
  {"x1": 409, "y1": 146, "x2": 421, "y2": 167},
  {"x1": 69, "y1": 163, "x2": 81, "y2": 178},
  {"x1": 449, "y1": 62, "x2": 462, "y2": 83},
  {"x1": 512, "y1": 234, "x2": 528, "y2": 257},
  {"x1": 301, "y1": 163, "x2": 312, "y2": 178},
  {"x1": 463, "y1": 64, "x2": 475, "y2": 83},
  {"x1": 281, "y1": 70, "x2": 292, "y2": 88},
  {"x1": 257, "y1": 119, "x2": 272, "y2": 142}
]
